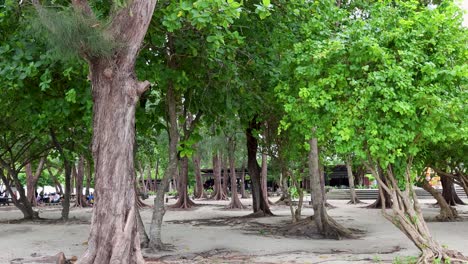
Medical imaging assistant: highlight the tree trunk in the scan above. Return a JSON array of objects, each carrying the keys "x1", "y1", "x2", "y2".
[
  {"x1": 355, "y1": 165, "x2": 366, "y2": 186},
  {"x1": 309, "y1": 136, "x2": 352, "y2": 239},
  {"x1": 0, "y1": 169, "x2": 38, "y2": 219},
  {"x1": 211, "y1": 152, "x2": 228, "y2": 200},
  {"x1": 25, "y1": 157, "x2": 46, "y2": 206},
  {"x1": 367, "y1": 166, "x2": 392, "y2": 209},
  {"x1": 240, "y1": 161, "x2": 248, "y2": 198},
  {"x1": 245, "y1": 119, "x2": 272, "y2": 216},
  {"x1": 345, "y1": 156, "x2": 361, "y2": 204},
  {"x1": 74, "y1": 156, "x2": 88, "y2": 207},
  {"x1": 226, "y1": 137, "x2": 244, "y2": 209},
  {"x1": 222, "y1": 154, "x2": 229, "y2": 195},
  {"x1": 153, "y1": 159, "x2": 159, "y2": 192},
  {"x1": 146, "y1": 164, "x2": 152, "y2": 192},
  {"x1": 85, "y1": 158, "x2": 91, "y2": 197},
  {"x1": 441, "y1": 175, "x2": 465, "y2": 206},
  {"x1": 172, "y1": 156, "x2": 196, "y2": 208},
  {"x1": 193, "y1": 152, "x2": 206, "y2": 199},
  {"x1": 367, "y1": 162, "x2": 467, "y2": 263},
  {"x1": 148, "y1": 81, "x2": 179, "y2": 251},
  {"x1": 49, "y1": 129, "x2": 72, "y2": 220},
  {"x1": 138, "y1": 161, "x2": 147, "y2": 194},
  {"x1": 421, "y1": 180, "x2": 458, "y2": 221},
  {"x1": 261, "y1": 152, "x2": 268, "y2": 204},
  {"x1": 47, "y1": 166, "x2": 64, "y2": 195},
  {"x1": 136, "y1": 207, "x2": 149, "y2": 248}
]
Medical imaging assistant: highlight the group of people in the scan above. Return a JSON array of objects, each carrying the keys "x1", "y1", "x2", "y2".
[{"x1": 36, "y1": 192, "x2": 61, "y2": 204}]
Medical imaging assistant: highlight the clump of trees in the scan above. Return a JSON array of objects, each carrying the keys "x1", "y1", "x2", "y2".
[{"x1": 0, "y1": 0, "x2": 466, "y2": 263}]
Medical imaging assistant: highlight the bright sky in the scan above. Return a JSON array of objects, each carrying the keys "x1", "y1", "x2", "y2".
[{"x1": 460, "y1": 0, "x2": 468, "y2": 26}]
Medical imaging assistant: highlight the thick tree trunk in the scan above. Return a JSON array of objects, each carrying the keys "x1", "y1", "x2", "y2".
[
  {"x1": 0, "y1": 169, "x2": 38, "y2": 219},
  {"x1": 345, "y1": 157, "x2": 361, "y2": 204},
  {"x1": 172, "y1": 156, "x2": 196, "y2": 208},
  {"x1": 261, "y1": 152, "x2": 268, "y2": 204},
  {"x1": 193, "y1": 153, "x2": 206, "y2": 199},
  {"x1": 25, "y1": 157, "x2": 46, "y2": 206},
  {"x1": 75, "y1": 156, "x2": 88, "y2": 207},
  {"x1": 32, "y1": 1, "x2": 158, "y2": 261},
  {"x1": 421, "y1": 180, "x2": 458, "y2": 221},
  {"x1": 367, "y1": 163, "x2": 467, "y2": 263},
  {"x1": 226, "y1": 138, "x2": 244, "y2": 209},
  {"x1": 211, "y1": 152, "x2": 228, "y2": 200},
  {"x1": 309, "y1": 137, "x2": 352, "y2": 239},
  {"x1": 148, "y1": 82, "x2": 179, "y2": 251},
  {"x1": 240, "y1": 161, "x2": 248, "y2": 198},
  {"x1": 441, "y1": 175, "x2": 465, "y2": 206},
  {"x1": 246, "y1": 119, "x2": 272, "y2": 216}
]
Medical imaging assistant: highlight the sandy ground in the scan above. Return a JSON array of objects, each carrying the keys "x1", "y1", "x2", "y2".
[{"x1": 1, "y1": 197, "x2": 467, "y2": 264}]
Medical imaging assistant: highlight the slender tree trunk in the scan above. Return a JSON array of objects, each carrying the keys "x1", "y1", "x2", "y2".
[
  {"x1": 193, "y1": 152, "x2": 206, "y2": 199},
  {"x1": 50, "y1": 129, "x2": 72, "y2": 220},
  {"x1": 146, "y1": 164, "x2": 152, "y2": 192},
  {"x1": 367, "y1": 166, "x2": 392, "y2": 209},
  {"x1": 246, "y1": 119, "x2": 272, "y2": 216},
  {"x1": 211, "y1": 152, "x2": 228, "y2": 200},
  {"x1": 226, "y1": 137, "x2": 244, "y2": 209},
  {"x1": 75, "y1": 156, "x2": 87, "y2": 207},
  {"x1": 136, "y1": 207, "x2": 149, "y2": 248},
  {"x1": 47, "y1": 166, "x2": 64, "y2": 195},
  {"x1": 85, "y1": 159, "x2": 91, "y2": 197},
  {"x1": 25, "y1": 157, "x2": 46, "y2": 206},
  {"x1": 240, "y1": 161, "x2": 248, "y2": 198},
  {"x1": 441, "y1": 175, "x2": 465, "y2": 206},
  {"x1": 345, "y1": 156, "x2": 361, "y2": 204},
  {"x1": 421, "y1": 180, "x2": 458, "y2": 221},
  {"x1": 222, "y1": 155, "x2": 229, "y2": 195},
  {"x1": 261, "y1": 152, "x2": 268, "y2": 204},
  {"x1": 172, "y1": 156, "x2": 195, "y2": 208},
  {"x1": 138, "y1": 161, "x2": 147, "y2": 194},
  {"x1": 309, "y1": 136, "x2": 352, "y2": 239},
  {"x1": 153, "y1": 159, "x2": 159, "y2": 192},
  {"x1": 148, "y1": 82, "x2": 179, "y2": 251}
]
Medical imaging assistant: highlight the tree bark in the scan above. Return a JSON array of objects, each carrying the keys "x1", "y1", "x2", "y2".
[
  {"x1": 25, "y1": 157, "x2": 46, "y2": 206},
  {"x1": 148, "y1": 81, "x2": 179, "y2": 251},
  {"x1": 441, "y1": 175, "x2": 465, "y2": 206},
  {"x1": 309, "y1": 136, "x2": 352, "y2": 239},
  {"x1": 211, "y1": 152, "x2": 228, "y2": 200},
  {"x1": 153, "y1": 159, "x2": 159, "y2": 192},
  {"x1": 245, "y1": 119, "x2": 272, "y2": 216},
  {"x1": 226, "y1": 137, "x2": 244, "y2": 209},
  {"x1": 345, "y1": 156, "x2": 361, "y2": 204},
  {"x1": 421, "y1": 180, "x2": 458, "y2": 221},
  {"x1": 193, "y1": 152, "x2": 206, "y2": 199}
]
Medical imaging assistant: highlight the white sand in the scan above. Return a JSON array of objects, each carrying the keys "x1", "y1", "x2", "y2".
[{"x1": 1, "y1": 198, "x2": 467, "y2": 263}]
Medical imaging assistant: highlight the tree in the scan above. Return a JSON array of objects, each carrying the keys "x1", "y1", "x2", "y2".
[
  {"x1": 33, "y1": 0, "x2": 157, "y2": 261},
  {"x1": 283, "y1": 1, "x2": 467, "y2": 261}
]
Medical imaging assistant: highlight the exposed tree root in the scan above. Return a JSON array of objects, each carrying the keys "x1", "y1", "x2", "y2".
[
  {"x1": 347, "y1": 199, "x2": 366, "y2": 205},
  {"x1": 417, "y1": 248, "x2": 468, "y2": 264},
  {"x1": 241, "y1": 210, "x2": 274, "y2": 218},
  {"x1": 171, "y1": 194, "x2": 196, "y2": 209}
]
